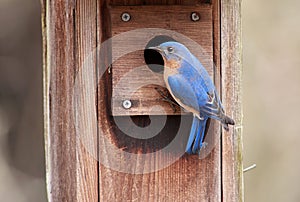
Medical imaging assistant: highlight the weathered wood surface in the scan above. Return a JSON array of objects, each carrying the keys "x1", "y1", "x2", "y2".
[
  {"x1": 43, "y1": 0, "x2": 243, "y2": 201},
  {"x1": 111, "y1": 5, "x2": 213, "y2": 116},
  {"x1": 221, "y1": 0, "x2": 244, "y2": 201},
  {"x1": 42, "y1": 0, "x2": 98, "y2": 201}
]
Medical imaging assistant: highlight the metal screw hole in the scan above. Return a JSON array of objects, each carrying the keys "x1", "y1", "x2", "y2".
[
  {"x1": 191, "y1": 12, "x2": 200, "y2": 22},
  {"x1": 122, "y1": 100, "x2": 132, "y2": 109},
  {"x1": 121, "y1": 12, "x2": 131, "y2": 22}
]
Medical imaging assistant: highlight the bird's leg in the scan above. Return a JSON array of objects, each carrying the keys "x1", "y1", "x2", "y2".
[{"x1": 155, "y1": 87, "x2": 180, "y2": 113}]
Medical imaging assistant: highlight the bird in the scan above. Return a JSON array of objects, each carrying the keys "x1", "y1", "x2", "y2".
[{"x1": 149, "y1": 41, "x2": 235, "y2": 154}]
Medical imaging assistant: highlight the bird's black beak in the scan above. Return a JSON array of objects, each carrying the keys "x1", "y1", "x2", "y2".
[
  {"x1": 148, "y1": 46, "x2": 163, "y2": 53},
  {"x1": 148, "y1": 46, "x2": 165, "y2": 57}
]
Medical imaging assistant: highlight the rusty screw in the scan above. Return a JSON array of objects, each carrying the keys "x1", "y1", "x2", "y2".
[
  {"x1": 122, "y1": 100, "x2": 132, "y2": 109},
  {"x1": 121, "y1": 12, "x2": 131, "y2": 22},
  {"x1": 191, "y1": 12, "x2": 200, "y2": 22}
]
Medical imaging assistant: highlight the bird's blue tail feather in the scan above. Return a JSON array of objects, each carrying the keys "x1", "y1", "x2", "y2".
[{"x1": 185, "y1": 116, "x2": 207, "y2": 154}]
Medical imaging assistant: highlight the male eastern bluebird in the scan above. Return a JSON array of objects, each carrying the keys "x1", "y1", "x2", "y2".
[{"x1": 150, "y1": 41, "x2": 235, "y2": 154}]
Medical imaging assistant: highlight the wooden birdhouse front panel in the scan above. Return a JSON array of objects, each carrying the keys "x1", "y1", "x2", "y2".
[{"x1": 110, "y1": 5, "x2": 213, "y2": 116}]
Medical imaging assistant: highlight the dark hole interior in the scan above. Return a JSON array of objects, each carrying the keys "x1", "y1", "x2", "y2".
[
  {"x1": 144, "y1": 35, "x2": 177, "y2": 73},
  {"x1": 130, "y1": 115, "x2": 151, "y2": 128},
  {"x1": 113, "y1": 115, "x2": 191, "y2": 154}
]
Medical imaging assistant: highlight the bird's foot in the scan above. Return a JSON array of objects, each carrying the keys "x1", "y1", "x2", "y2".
[
  {"x1": 222, "y1": 123, "x2": 229, "y2": 131},
  {"x1": 155, "y1": 87, "x2": 179, "y2": 113}
]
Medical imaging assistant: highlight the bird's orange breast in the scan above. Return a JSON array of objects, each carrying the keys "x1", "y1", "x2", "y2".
[{"x1": 164, "y1": 59, "x2": 180, "y2": 69}]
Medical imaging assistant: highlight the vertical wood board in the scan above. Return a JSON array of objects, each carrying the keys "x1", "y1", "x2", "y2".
[
  {"x1": 221, "y1": 0, "x2": 244, "y2": 201},
  {"x1": 97, "y1": 1, "x2": 221, "y2": 202},
  {"x1": 43, "y1": 0, "x2": 99, "y2": 201}
]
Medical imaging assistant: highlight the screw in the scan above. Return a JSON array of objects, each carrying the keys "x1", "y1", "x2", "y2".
[
  {"x1": 121, "y1": 12, "x2": 131, "y2": 22},
  {"x1": 191, "y1": 12, "x2": 200, "y2": 22},
  {"x1": 122, "y1": 100, "x2": 132, "y2": 109}
]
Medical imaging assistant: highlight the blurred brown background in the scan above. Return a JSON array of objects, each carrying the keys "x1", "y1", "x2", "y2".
[
  {"x1": 243, "y1": 0, "x2": 300, "y2": 201},
  {"x1": 0, "y1": 0, "x2": 299, "y2": 201},
  {"x1": 0, "y1": 0, "x2": 46, "y2": 201}
]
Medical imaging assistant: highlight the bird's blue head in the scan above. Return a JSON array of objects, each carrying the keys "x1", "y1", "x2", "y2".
[{"x1": 149, "y1": 41, "x2": 192, "y2": 69}]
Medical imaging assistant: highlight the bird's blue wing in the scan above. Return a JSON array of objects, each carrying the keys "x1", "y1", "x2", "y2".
[
  {"x1": 200, "y1": 90, "x2": 224, "y2": 121},
  {"x1": 168, "y1": 74, "x2": 209, "y2": 154},
  {"x1": 177, "y1": 60, "x2": 225, "y2": 122},
  {"x1": 167, "y1": 74, "x2": 206, "y2": 112}
]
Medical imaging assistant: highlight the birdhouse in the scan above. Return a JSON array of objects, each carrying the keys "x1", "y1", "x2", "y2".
[{"x1": 42, "y1": 0, "x2": 243, "y2": 201}]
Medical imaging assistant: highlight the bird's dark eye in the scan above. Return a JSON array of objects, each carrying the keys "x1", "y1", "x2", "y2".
[{"x1": 167, "y1": 46, "x2": 174, "y2": 53}]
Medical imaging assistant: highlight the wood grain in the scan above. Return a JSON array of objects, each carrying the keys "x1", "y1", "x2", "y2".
[
  {"x1": 75, "y1": 0, "x2": 99, "y2": 201},
  {"x1": 111, "y1": 5, "x2": 213, "y2": 116},
  {"x1": 43, "y1": 0, "x2": 77, "y2": 201},
  {"x1": 221, "y1": 0, "x2": 244, "y2": 201},
  {"x1": 43, "y1": 0, "x2": 98, "y2": 201}
]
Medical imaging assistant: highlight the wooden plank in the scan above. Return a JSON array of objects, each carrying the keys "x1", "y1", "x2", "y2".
[
  {"x1": 75, "y1": 0, "x2": 99, "y2": 201},
  {"x1": 43, "y1": 0, "x2": 99, "y2": 201},
  {"x1": 221, "y1": 0, "x2": 244, "y2": 201},
  {"x1": 99, "y1": 152, "x2": 221, "y2": 201},
  {"x1": 97, "y1": 1, "x2": 221, "y2": 202},
  {"x1": 43, "y1": 0, "x2": 77, "y2": 200},
  {"x1": 110, "y1": 5, "x2": 213, "y2": 116}
]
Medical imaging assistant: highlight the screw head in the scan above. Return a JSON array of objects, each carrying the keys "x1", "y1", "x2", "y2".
[
  {"x1": 191, "y1": 12, "x2": 200, "y2": 22},
  {"x1": 121, "y1": 12, "x2": 131, "y2": 22},
  {"x1": 122, "y1": 100, "x2": 132, "y2": 109}
]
